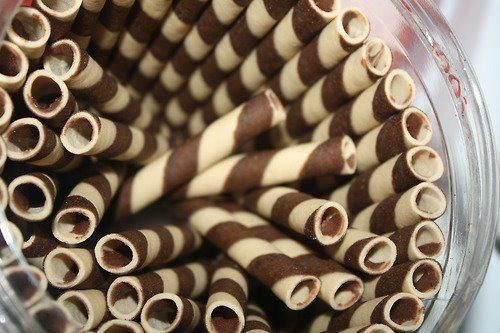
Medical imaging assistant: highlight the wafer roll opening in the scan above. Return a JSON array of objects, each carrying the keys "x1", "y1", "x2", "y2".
[
  {"x1": 315, "y1": 204, "x2": 348, "y2": 245},
  {"x1": 4, "y1": 118, "x2": 43, "y2": 160},
  {"x1": 384, "y1": 70, "x2": 415, "y2": 110},
  {"x1": 36, "y1": 0, "x2": 82, "y2": 18},
  {"x1": 339, "y1": 8, "x2": 370, "y2": 45},
  {"x1": 61, "y1": 112, "x2": 98, "y2": 154},
  {"x1": 362, "y1": 324, "x2": 394, "y2": 333},
  {"x1": 59, "y1": 293, "x2": 91, "y2": 329},
  {"x1": 0, "y1": 42, "x2": 28, "y2": 88},
  {"x1": 288, "y1": 276, "x2": 320, "y2": 309},
  {"x1": 45, "y1": 250, "x2": 83, "y2": 288},
  {"x1": 99, "y1": 319, "x2": 144, "y2": 333},
  {"x1": 385, "y1": 294, "x2": 425, "y2": 331},
  {"x1": 108, "y1": 279, "x2": 142, "y2": 319},
  {"x1": 360, "y1": 238, "x2": 396, "y2": 274},
  {"x1": 412, "y1": 183, "x2": 446, "y2": 220},
  {"x1": 8, "y1": 175, "x2": 54, "y2": 221},
  {"x1": 24, "y1": 71, "x2": 67, "y2": 116},
  {"x1": 96, "y1": 236, "x2": 137, "y2": 273},
  {"x1": 409, "y1": 259, "x2": 442, "y2": 299},
  {"x1": 407, "y1": 147, "x2": 444, "y2": 182},
  {"x1": 208, "y1": 304, "x2": 244, "y2": 333},
  {"x1": 413, "y1": 222, "x2": 444, "y2": 258},
  {"x1": 331, "y1": 278, "x2": 363, "y2": 310},
  {"x1": 403, "y1": 108, "x2": 432, "y2": 145},
  {"x1": 5, "y1": 265, "x2": 47, "y2": 307},
  {"x1": 364, "y1": 39, "x2": 392, "y2": 77},
  {"x1": 54, "y1": 209, "x2": 95, "y2": 243},
  {"x1": 142, "y1": 295, "x2": 182, "y2": 332},
  {"x1": 44, "y1": 39, "x2": 80, "y2": 81},
  {"x1": 9, "y1": 8, "x2": 50, "y2": 46}
]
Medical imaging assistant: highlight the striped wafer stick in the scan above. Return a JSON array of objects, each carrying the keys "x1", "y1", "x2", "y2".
[
  {"x1": 52, "y1": 163, "x2": 126, "y2": 244},
  {"x1": 330, "y1": 146, "x2": 445, "y2": 214},
  {"x1": 43, "y1": 40, "x2": 161, "y2": 132},
  {"x1": 22, "y1": 224, "x2": 61, "y2": 269},
  {"x1": 309, "y1": 293, "x2": 425, "y2": 333},
  {"x1": 177, "y1": 199, "x2": 321, "y2": 310},
  {"x1": 243, "y1": 186, "x2": 348, "y2": 246},
  {"x1": 268, "y1": 8, "x2": 370, "y2": 104},
  {"x1": 107, "y1": 261, "x2": 211, "y2": 320},
  {"x1": 3, "y1": 118, "x2": 83, "y2": 171},
  {"x1": 205, "y1": 257, "x2": 248, "y2": 333},
  {"x1": 61, "y1": 111, "x2": 169, "y2": 165},
  {"x1": 95, "y1": 224, "x2": 202, "y2": 275},
  {"x1": 69, "y1": 0, "x2": 107, "y2": 48},
  {"x1": 309, "y1": 69, "x2": 416, "y2": 143},
  {"x1": 351, "y1": 182, "x2": 446, "y2": 234},
  {"x1": 8, "y1": 172, "x2": 58, "y2": 222},
  {"x1": 243, "y1": 304, "x2": 272, "y2": 333},
  {"x1": 387, "y1": 221, "x2": 445, "y2": 264},
  {"x1": 171, "y1": 136, "x2": 357, "y2": 200},
  {"x1": 322, "y1": 324, "x2": 395, "y2": 333},
  {"x1": 88, "y1": 0, "x2": 135, "y2": 66},
  {"x1": 4, "y1": 265, "x2": 47, "y2": 307},
  {"x1": 23, "y1": 70, "x2": 78, "y2": 129},
  {"x1": 7, "y1": 7, "x2": 51, "y2": 67},
  {"x1": 362, "y1": 259, "x2": 442, "y2": 301},
  {"x1": 0, "y1": 137, "x2": 6, "y2": 174},
  {"x1": 114, "y1": 90, "x2": 286, "y2": 219},
  {"x1": 141, "y1": 293, "x2": 204, "y2": 333},
  {"x1": 45, "y1": 247, "x2": 108, "y2": 289},
  {"x1": 323, "y1": 228, "x2": 396, "y2": 275},
  {"x1": 33, "y1": 0, "x2": 83, "y2": 41},
  {"x1": 0, "y1": 41, "x2": 29, "y2": 93},
  {"x1": 58, "y1": 289, "x2": 108, "y2": 331},
  {"x1": 29, "y1": 301, "x2": 77, "y2": 333},
  {"x1": 98, "y1": 319, "x2": 144, "y2": 333},
  {"x1": 0, "y1": 178, "x2": 8, "y2": 210},
  {"x1": 0, "y1": 88, "x2": 13, "y2": 133},
  {"x1": 108, "y1": 0, "x2": 174, "y2": 82}
]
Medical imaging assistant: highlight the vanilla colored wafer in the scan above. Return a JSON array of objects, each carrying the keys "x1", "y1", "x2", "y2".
[
  {"x1": 107, "y1": 261, "x2": 211, "y2": 320},
  {"x1": 0, "y1": 178, "x2": 8, "y2": 210},
  {"x1": 22, "y1": 225, "x2": 60, "y2": 269},
  {"x1": 98, "y1": 319, "x2": 144, "y2": 333},
  {"x1": 330, "y1": 146, "x2": 444, "y2": 214},
  {"x1": 33, "y1": 0, "x2": 83, "y2": 41},
  {"x1": 69, "y1": 0, "x2": 106, "y2": 48},
  {"x1": 0, "y1": 41, "x2": 29, "y2": 93},
  {"x1": 95, "y1": 224, "x2": 202, "y2": 275},
  {"x1": 243, "y1": 303, "x2": 272, "y2": 333},
  {"x1": 58, "y1": 289, "x2": 108, "y2": 330},
  {"x1": 0, "y1": 88, "x2": 13, "y2": 133},
  {"x1": 171, "y1": 136, "x2": 356, "y2": 200},
  {"x1": 322, "y1": 324, "x2": 395, "y2": 333}
]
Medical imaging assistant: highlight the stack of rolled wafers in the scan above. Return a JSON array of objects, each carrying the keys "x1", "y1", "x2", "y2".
[{"x1": 0, "y1": 1, "x2": 449, "y2": 332}]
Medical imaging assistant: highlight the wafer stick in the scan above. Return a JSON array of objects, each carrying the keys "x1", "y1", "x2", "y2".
[
  {"x1": 107, "y1": 261, "x2": 211, "y2": 320},
  {"x1": 22, "y1": 224, "x2": 60, "y2": 268},
  {"x1": 351, "y1": 182, "x2": 446, "y2": 234},
  {"x1": 4, "y1": 265, "x2": 47, "y2": 307},
  {"x1": 0, "y1": 41, "x2": 29, "y2": 93},
  {"x1": 0, "y1": 88, "x2": 13, "y2": 134},
  {"x1": 52, "y1": 163, "x2": 126, "y2": 244},
  {"x1": 58, "y1": 289, "x2": 108, "y2": 330},
  {"x1": 0, "y1": 178, "x2": 7, "y2": 210},
  {"x1": 205, "y1": 257, "x2": 248, "y2": 333},
  {"x1": 243, "y1": 186, "x2": 348, "y2": 246},
  {"x1": 23, "y1": 70, "x2": 78, "y2": 129},
  {"x1": 330, "y1": 146, "x2": 444, "y2": 214},
  {"x1": 243, "y1": 303, "x2": 272, "y2": 333},
  {"x1": 45, "y1": 247, "x2": 108, "y2": 289},
  {"x1": 29, "y1": 301, "x2": 77, "y2": 333},
  {"x1": 7, "y1": 7, "x2": 51, "y2": 67},
  {"x1": 171, "y1": 136, "x2": 356, "y2": 200},
  {"x1": 177, "y1": 199, "x2": 320, "y2": 310},
  {"x1": 309, "y1": 293, "x2": 425, "y2": 333},
  {"x1": 69, "y1": 0, "x2": 107, "y2": 48},
  {"x1": 323, "y1": 324, "x2": 395, "y2": 333},
  {"x1": 43, "y1": 40, "x2": 160, "y2": 132},
  {"x1": 95, "y1": 224, "x2": 202, "y2": 274},
  {"x1": 33, "y1": 0, "x2": 83, "y2": 41},
  {"x1": 61, "y1": 111, "x2": 169, "y2": 165},
  {"x1": 0, "y1": 138, "x2": 6, "y2": 174},
  {"x1": 309, "y1": 69, "x2": 416, "y2": 143},
  {"x1": 114, "y1": 90, "x2": 286, "y2": 219},
  {"x1": 98, "y1": 319, "x2": 144, "y2": 333},
  {"x1": 3, "y1": 118, "x2": 83, "y2": 171},
  {"x1": 141, "y1": 293, "x2": 204, "y2": 333}
]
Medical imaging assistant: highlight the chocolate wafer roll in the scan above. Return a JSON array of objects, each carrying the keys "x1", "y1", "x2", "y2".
[
  {"x1": 0, "y1": 41, "x2": 29, "y2": 93},
  {"x1": 7, "y1": 7, "x2": 51, "y2": 67},
  {"x1": 0, "y1": 138, "x2": 6, "y2": 174},
  {"x1": 95, "y1": 224, "x2": 202, "y2": 275},
  {"x1": 58, "y1": 289, "x2": 108, "y2": 330},
  {"x1": 29, "y1": 301, "x2": 77, "y2": 333},
  {"x1": 351, "y1": 182, "x2": 446, "y2": 234},
  {"x1": 4, "y1": 265, "x2": 47, "y2": 307},
  {"x1": 322, "y1": 324, "x2": 395, "y2": 333},
  {"x1": 309, "y1": 69, "x2": 416, "y2": 143},
  {"x1": 141, "y1": 293, "x2": 204, "y2": 333},
  {"x1": 243, "y1": 186, "x2": 348, "y2": 246},
  {"x1": 205, "y1": 257, "x2": 248, "y2": 333},
  {"x1": 362, "y1": 259, "x2": 442, "y2": 301},
  {"x1": 3, "y1": 118, "x2": 83, "y2": 171},
  {"x1": 268, "y1": 8, "x2": 370, "y2": 104},
  {"x1": 61, "y1": 111, "x2": 169, "y2": 165},
  {"x1": 45, "y1": 247, "x2": 108, "y2": 289},
  {"x1": 22, "y1": 224, "x2": 61, "y2": 269},
  {"x1": 387, "y1": 221, "x2": 445, "y2": 265},
  {"x1": 69, "y1": 0, "x2": 107, "y2": 48},
  {"x1": 52, "y1": 163, "x2": 126, "y2": 244},
  {"x1": 330, "y1": 146, "x2": 444, "y2": 214},
  {"x1": 23, "y1": 70, "x2": 78, "y2": 129},
  {"x1": 107, "y1": 261, "x2": 211, "y2": 320},
  {"x1": 177, "y1": 199, "x2": 321, "y2": 310},
  {"x1": 243, "y1": 304, "x2": 272, "y2": 333},
  {"x1": 114, "y1": 90, "x2": 286, "y2": 219},
  {"x1": 309, "y1": 293, "x2": 425, "y2": 333},
  {"x1": 0, "y1": 88, "x2": 13, "y2": 134},
  {"x1": 171, "y1": 136, "x2": 357, "y2": 200},
  {"x1": 33, "y1": 0, "x2": 83, "y2": 41},
  {"x1": 98, "y1": 319, "x2": 144, "y2": 333}
]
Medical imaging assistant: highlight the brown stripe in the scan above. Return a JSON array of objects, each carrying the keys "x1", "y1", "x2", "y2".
[
  {"x1": 175, "y1": 266, "x2": 196, "y2": 296},
  {"x1": 196, "y1": 6, "x2": 227, "y2": 45},
  {"x1": 300, "y1": 138, "x2": 346, "y2": 178},
  {"x1": 210, "y1": 278, "x2": 247, "y2": 307},
  {"x1": 164, "y1": 136, "x2": 200, "y2": 193},
  {"x1": 327, "y1": 102, "x2": 356, "y2": 137},
  {"x1": 388, "y1": 225, "x2": 416, "y2": 264},
  {"x1": 178, "y1": 90, "x2": 198, "y2": 114},
  {"x1": 256, "y1": 37, "x2": 284, "y2": 79},
  {"x1": 177, "y1": 298, "x2": 197, "y2": 331},
  {"x1": 148, "y1": 226, "x2": 175, "y2": 266},
  {"x1": 114, "y1": 178, "x2": 132, "y2": 221},
  {"x1": 175, "y1": 0, "x2": 208, "y2": 24},
  {"x1": 136, "y1": 272, "x2": 164, "y2": 301},
  {"x1": 51, "y1": 151, "x2": 80, "y2": 171},
  {"x1": 61, "y1": 195, "x2": 99, "y2": 235},
  {"x1": 82, "y1": 173, "x2": 112, "y2": 205},
  {"x1": 22, "y1": 229, "x2": 59, "y2": 258},
  {"x1": 79, "y1": 255, "x2": 108, "y2": 289},
  {"x1": 87, "y1": 44, "x2": 112, "y2": 66},
  {"x1": 97, "y1": 123, "x2": 133, "y2": 158},
  {"x1": 77, "y1": 72, "x2": 118, "y2": 104},
  {"x1": 152, "y1": 82, "x2": 173, "y2": 104},
  {"x1": 249, "y1": 225, "x2": 283, "y2": 243},
  {"x1": 112, "y1": 98, "x2": 142, "y2": 124},
  {"x1": 103, "y1": 230, "x2": 148, "y2": 268},
  {"x1": 47, "y1": 93, "x2": 77, "y2": 129},
  {"x1": 373, "y1": 262, "x2": 412, "y2": 297},
  {"x1": 242, "y1": 187, "x2": 268, "y2": 212},
  {"x1": 179, "y1": 226, "x2": 199, "y2": 257},
  {"x1": 372, "y1": 77, "x2": 400, "y2": 121},
  {"x1": 326, "y1": 301, "x2": 363, "y2": 331},
  {"x1": 222, "y1": 150, "x2": 275, "y2": 193},
  {"x1": 25, "y1": 126, "x2": 57, "y2": 163},
  {"x1": 109, "y1": 53, "x2": 135, "y2": 82},
  {"x1": 205, "y1": 221, "x2": 253, "y2": 251},
  {"x1": 264, "y1": 0, "x2": 296, "y2": 20},
  {"x1": 297, "y1": 38, "x2": 326, "y2": 86},
  {"x1": 346, "y1": 169, "x2": 375, "y2": 214},
  {"x1": 171, "y1": 46, "x2": 198, "y2": 76},
  {"x1": 200, "y1": 55, "x2": 227, "y2": 88},
  {"x1": 33, "y1": 3, "x2": 72, "y2": 41},
  {"x1": 129, "y1": 70, "x2": 154, "y2": 93},
  {"x1": 368, "y1": 194, "x2": 399, "y2": 234},
  {"x1": 247, "y1": 252, "x2": 303, "y2": 287},
  {"x1": 72, "y1": 7, "x2": 100, "y2": 36},
  {"x1": 133, "y1": 133, "x2": 158, "y2": 163},
  {"x1": 321, "y1": 62, "x2": 349, "y2": 112},
  {"x1": 285, "y1": 100, "x2": 313, "y2": 137},
  {"x1": 295, "y1": 253, "x2": 347, "y2": 276},
  {"x1": 100, "y1": 1, "x2": 132, "y2": 31},
  {"x1": 392, "y1": 152, "x2": 422, "y2": 193},
  {"x1": 370, "y1": 296, "x2": 392, "y2": 327},
  {"x1": 149, "y1": 34, "x2": 177, "y2": 61},
  {"x1": 201, "y1": 102, "x2": 218, "y2": 124},
  {"x1": 229, "y1": 18, "x2": 259, "y2": 57},
  {"x1": 233, "y1": 93, "x2": 274, "y2": 147},
  {"x1": 128, "y1": 10, "x2": 161, "y2": 43},
  {"x1": 226, "y1": 72, "x2": 252, "y2": 106},
  {"x1": 343, "y1": 236, "x2": 377, "y2": 271},
  {"x1": 271, "y1": 192, "x2": 309, "y2": 228},
  {"x1": 292, "y1": 0, "x2": 330, "y2": 43}
]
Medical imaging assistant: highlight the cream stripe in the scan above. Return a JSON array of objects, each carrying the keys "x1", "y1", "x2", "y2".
[
  {"x1": 166, "y1": 225, "x2": 185, "y2": 260},
  {"x1": 119, "y1": 32, "x2": 144, "y2": 59},
  {"x1": 34, "y1": 140, "x2": 64, "y2": 166},
  {"x1": 189, "y1": 69, "x2": 211, "y2": 101},
  {"x1": 368, "y1": 156, "x2": 398, "y2": 202},
  {"x1": 213, "y1": 84, "x2": 235, "y2": 116},
  {"x1": 212, "y1": 0, "x2": 243, "y2": 24},
  {"x1": 188, "y1": 263, "x2": 209, "y2": 297},
  {"x1": 227, "y1": 238, "x2": 277, "y2": 268},
  {"x1": 288, "y1": 199, "x2": 329, "y2": 233},
  {"x1": 271, "y1": 239, "x2": 311, "y2": 257},
  {"x1": 156, "y1": 269, "x2": 180, "y2": 294},
  {"x1": 69, "y1": 58, "x2": 103, "y2": 89},
  {"x1": 301, "y1": 77, "x2": 327, "y2": 124},
  {"x1": 98, "y1": 84, "x2": 130, "y2": 113},
  {"x1": 240, "y1": 52, "x2": 266, "y2": 91},
  {"x1": 349, "y1": 298, "x2": 381, "y2": 327},
  {"x1": 184, "y1": 28, "x2": 211, "y2": 61},
  {"x1": 246, "y1": 0, "x2": 275, "y2": 37},
  {"x1": 272, "y1": 11, "x2": 296, "y2": 59},
  {"x1": 70, "y1": 183, "x2": 105, "y2": 216},
  {"x1": 138, "y1": 229, "x2": 161, "y2": 267},
  {"x1": 189, "y1": 206, "x2": 233, "y2": 235},
  {"x1": 214, "y1": 36, "x2": 241, "y2": 72},
  {"x1": 162, "y1": 13, "x2": 189, "y2": 42},
  {"x1": 212, "y1": 267, "x2": 247, "y2": 296},
  {"x1": 256, "y1": 187, "x2": 296, "y2": 217}
]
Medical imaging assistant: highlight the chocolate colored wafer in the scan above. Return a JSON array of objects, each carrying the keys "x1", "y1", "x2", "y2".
[
  {"x1": 22, "y1": 224, "x2": 61, "y2": 269},
  {"x1": 107, "y1": 261, "x2": 211, "y2": 320},
  {"x1": 330, "y1": 146, "x2": 444, "y2": 214},
  {"x1": 95, "y1": 224, "x2": 202, "y2": 275},
  {"x1": 114, "y1": 90, "x2": 286, "y2": 219},
  {"x1": 243, "y1": 186, "x2": 348, "y2": 246},
  {"x1": 0, "y1": 138, "x2": 6, "y2": 174},
  {"x1": 323, "y1": 324, "x2": 395, "y2": 333},
  {"x1": 0, "y1": 88, "x2": 13, "y2": 133},
  {"x1": 141, "y1": 293, "x2": 204, "y2": 333},
  {"x1": 23, "y1": 70, "x2": 78, "y2": 129},
  {"x1": 69, "y1": 0, "x2": 107, "y2": 48},
  {"x1": 309, "y1": 293, "x2": 425, "y2": 333},
  {"x1": 98, "y1": 319, "x2": 144, "y2": 333},
  {"x1": 45, "y1": 247, "x2": 108, "y2": 289},
  {"x1": 58, "y1": 289, "x2": 108, "y2": 330},
  {"x1": 33, "y1": 0, "x2": 83, "y2": 41},
  {"x1": 3, "y1": 118, "x2": 83, "y2": 171},
  {"x1": 52, "y1": 163, "x2": 126, "y2": 244},
  {"x1": 177, "y1": 199, "x2": 321, "y2": 310},
  {"x1": 29, "y1": 301, "x2": 77, "y2": 333},
  {"x1": 351, "y1": 182, "x2": 446, "y2": 234},
  {"x1": 243, "y1": 303, "x2": 272, "y2": 333},
  {"x1": 61, "y1": 111, "x2": 169, "y2": 165},
  {"x1": 205, "y1": 257, "x2": 248, "y2": 333},
  {"x1": 4, "y1": 265, "x2": 47, "y2": 307},
  {"x1": 0, "y1": 41, "x2": 29, "y2": 93},
  {"x1": 171, "y1": 136, "x2": 356, "y2": 200}
]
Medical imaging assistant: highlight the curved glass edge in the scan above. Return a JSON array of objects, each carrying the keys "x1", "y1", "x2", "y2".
[{"x1": 0, "y1": 0, "x2": 22, "y2": 43}]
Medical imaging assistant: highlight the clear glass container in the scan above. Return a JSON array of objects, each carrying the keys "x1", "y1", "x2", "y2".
[{"x1": 0, "y1": 0, "x2": 498, "y2": 332}]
